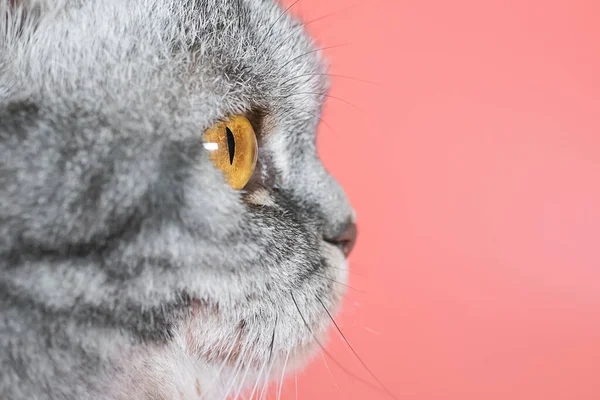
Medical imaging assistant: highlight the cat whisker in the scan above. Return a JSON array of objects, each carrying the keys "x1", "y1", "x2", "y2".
[
  {"x1": 265, "y1": 0, "x2": 301, "y2": 40},
  {"x1": 217, "y1": 357, "x2": 241, "y2": 400},
  {"x1": 320, "y1": 351, "x2": 340, "y2": 392},
  {"x1": 242, "y1": 313, "x2": 277, "y2": 400},
  {"x1": 250, "y1": 318, "x2": 278, "y2": 399},
  {"x1": 258, "y1": 360, "x2": 274, "y2": 400},
  {"x1": 276, "y1": 348, "x2": 291, "y2": 400},
  {"x1": 268, "y1": 4, "x2": 355, "y2": 59},
  {"x1": 313, "y1": 272, "x2": 365, "y2": 293},
  {"x1": 221, "y1": 351, "x2": 246, "y2": 399},
  {"x1": 289, "y1": 291, "x2": 398, "y2": 397},
  {"x1": 233, "y1": 360, "x2": 254, "y2": 399},
  {"x1": 364, "y1": 326, "x2": 381, "y2": 336},
  {"x1": 316, "y1": 296, "x2": 398, "y2": 400},
  {"x1": 279, "y1": 44, "x2": 349, "y2": 70},
  {"x1": 275, "y1": 91, "x2": 363, "y2": 113},
  {"x1": 255, "y1": 349, "x2": 276, "y2": 400},
  {"x1": 328, "y1": 266, "x2": 368, "y2": 278},
  {"x1": 279, "y1": 72, "x2": 383, "y2": 89},
  {"x1": 220, "y1": 332, "x2": 257, "y2": 400},
  {"x1": 246, "y1": 348, "x2": 269, "y2": 400},
  {"x1": 296, "y1": 109, "x2": 337, "y2": 136},
  {"x1": 203, "y1": 335, "x2": 241, "y2": 398},
  {"x1": 302, "y1": 4, "x2": 358, "y2": 27},
  {"x1": 268, "y1": 313, "x2": 278, "y2": 362},
  {"x1": 267, "y1": 28, "x2": 303, "y2": 59}
]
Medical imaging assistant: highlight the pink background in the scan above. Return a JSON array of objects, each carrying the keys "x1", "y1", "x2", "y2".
[{"x1": 276, "y1": 0, "x2": 600, "y2": 399}]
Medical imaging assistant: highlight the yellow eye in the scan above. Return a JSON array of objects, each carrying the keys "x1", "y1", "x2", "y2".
[{"x1": 203, "y1": 115, "x2": 258, "y2": 190}]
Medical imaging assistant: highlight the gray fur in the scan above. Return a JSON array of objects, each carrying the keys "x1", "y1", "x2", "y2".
[{"x1": 0, "y1": 0, "x2": 355, "y2": 398}]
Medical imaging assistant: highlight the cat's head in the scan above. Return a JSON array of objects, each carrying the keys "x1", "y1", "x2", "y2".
[{"x1": 1, "y1": 0, "x2": 356, "y2": 394}]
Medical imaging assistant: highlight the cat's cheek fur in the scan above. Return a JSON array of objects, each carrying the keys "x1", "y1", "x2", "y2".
[{"x1": 115, "y1": 246, "x2": 348, "y2": 399}]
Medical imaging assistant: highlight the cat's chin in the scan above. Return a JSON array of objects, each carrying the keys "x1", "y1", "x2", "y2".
[{"x1": 114, "y1": 240, "x2": 350, "y2": 399}]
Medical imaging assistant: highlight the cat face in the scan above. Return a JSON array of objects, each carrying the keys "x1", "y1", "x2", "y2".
[
  {"x1": 167, "y1": 0, "x2": 357, "y2": 389},
  {"x1": 1, "y1": 0, "x2": 355, "y2": 397}
]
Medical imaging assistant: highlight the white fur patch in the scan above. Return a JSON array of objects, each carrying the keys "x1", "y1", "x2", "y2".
[{"x1": 244, "y1": 188, "x2": 276, "y2": 207}]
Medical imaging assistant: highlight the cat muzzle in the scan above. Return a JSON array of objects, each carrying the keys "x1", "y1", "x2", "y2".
[{"x1": 324, "y1": 222, "x2": 357, "y2": 258}]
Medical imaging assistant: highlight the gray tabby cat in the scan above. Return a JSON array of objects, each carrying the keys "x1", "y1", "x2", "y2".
[{"x1": 0, "y1": 0, "x2": 357, "y2": 398}]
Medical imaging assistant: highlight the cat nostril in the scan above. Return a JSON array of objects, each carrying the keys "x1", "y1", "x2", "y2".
[{"x1": 324, "y1": 222, "x2": 357, "y2": 258}]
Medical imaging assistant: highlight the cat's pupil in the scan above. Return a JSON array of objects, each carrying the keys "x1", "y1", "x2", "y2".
[{"x1": 225, "y1": 126, "x2": 235, "y2": 165}]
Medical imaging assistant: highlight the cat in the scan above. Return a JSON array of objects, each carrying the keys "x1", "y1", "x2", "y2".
[{"x1": 0, "y1": 0, "x2": 357, "y2": 398}]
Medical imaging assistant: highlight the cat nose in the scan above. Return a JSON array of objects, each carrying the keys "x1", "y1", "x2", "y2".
[{"x1": 324, "y1": 222, "x2": 357, "y2": 258}]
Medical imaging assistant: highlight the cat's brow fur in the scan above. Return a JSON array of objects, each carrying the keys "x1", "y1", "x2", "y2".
[{"x1": 0, "y1": 0, "x2": 355, "y2": 398}]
